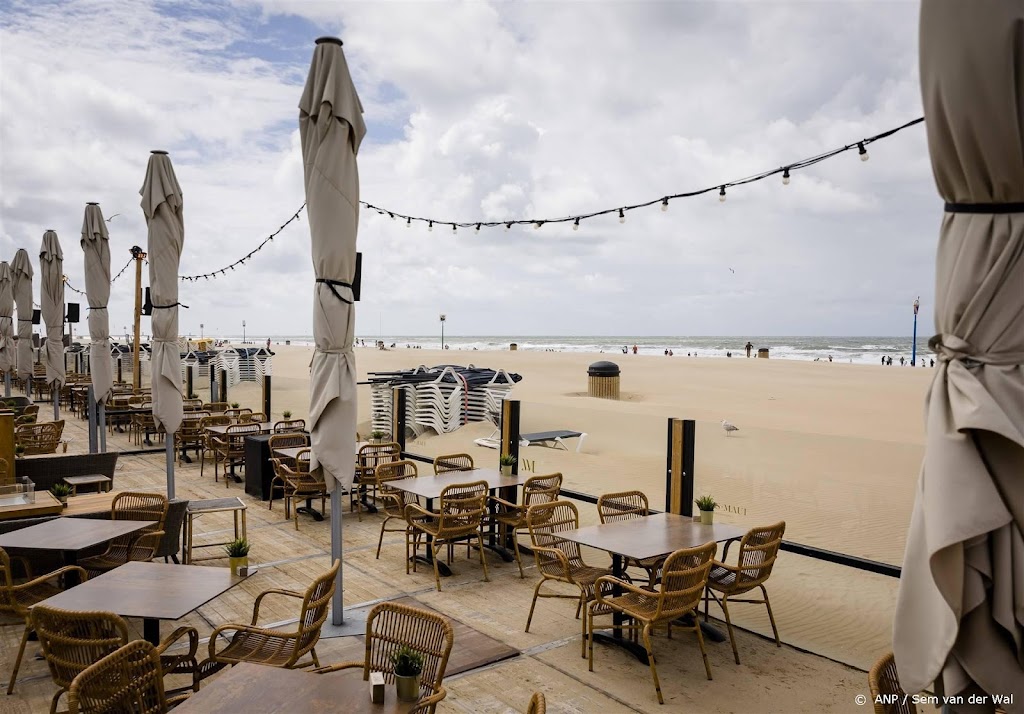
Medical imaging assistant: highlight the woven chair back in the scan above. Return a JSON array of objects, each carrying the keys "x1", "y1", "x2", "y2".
[
  {"x1": 268, "y1": 433, "x2": 309, "y2": 453},
  {"x1": 31, "y1": 606, "x2": 130, "y2": 691},
  {"x1": 527, "y1": 501, "x2": 584, "y2": 575},
  {"x1": 225, "y1": 423, "x2": 260, "y2": 450},
  {"x1": 111, "y1": 492, "x2": 167, "y2": 531},
  {"x1": 225, "y1": 408, "x2": 252, "y2": 422},
  {"x1": 375, "y1": 460, "x2": 418, "y2": 515},
  {"x1": 432, "y1": 453, "x2": 474, "y2": 474},
  {"x1": 597, "y1": 490, "x2": 649, "y2": 523},
  {"x1": 358, "y1": 442, "x2": 400, "y2": 472},
  {"x1": 735, "y1": 522, "x2": 786, "y2": 589},
  {"x1": 437, "y1": 480, "x2": 488, "y2": 534},
  {"x1": 295, "y1": 560, "x2": 340, "y2": 656},
  {"x1": 16, "y1": 420, "x2": 64, "y2": 454},
  {"x1": 363, "y1": 601, "x2": 454, "y2": 700},
  {"x1": 0, "y1": 547, "x2": 18, "y2": 611},
  {"x1": 182, "y1": 398, "x2": 204, "y2": 411},
  {"x1": 522, "y1": 473, "x2": 562, "y2": 509},
  {"x1": 198, "y1": 415, "x2": 230, "y2": 429},
  {"x1": 868, "y1": 651, "x2": 914, "y2": 714},
  {"x1": 657, "y1": 542, "x2": 717, "y2": 619},
  {"x1": 242, "y1": 411, "x2": 267, "y2": 424},
  {"x1": 273, "y1": 419, "x2": 306, "y2": 433},
  {"x1": 203, "y1": 402, "x2": 229, "y2": 413},
  {"x1": 67, "y1": 639, "x2": 167, "y2": 714},
  {"x1": 526, "y1": 691, "x2": 547, "y2": 714}
]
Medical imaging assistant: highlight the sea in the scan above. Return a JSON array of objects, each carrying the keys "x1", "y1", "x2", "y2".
[{"x1": 225, "y1": 335, "x2": 935, "y2": 366}]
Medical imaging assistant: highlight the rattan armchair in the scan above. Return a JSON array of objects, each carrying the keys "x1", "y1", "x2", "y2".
[
  {"x1": 431, "y1": 453, "x2": 474, "y2": 474},
  {"x1": 198, "y1": 414, "x2": 231, "y2": 478},
  {"x1": 524, "y1": 501, "x2": 613, "y2": 637},
  {"x1": 526, "y1": 691, "x2": 546, "y2": 714},
  {"x1": 78, "y1": 492, "x2": 168, "y2": 576},
  {"x1": 267, "y1": 432, "x2": 311, "y2": 509},
  {"x1": 2, "y1": 548, "x2": 88, "y2": 696},
  {"x1": 174, "y1": 411, "x2": 210, "y2": 465},
  {"x1": 703, "y1": 521, "x2": 786, "y2": 665},
  {"x1": 182, "y1": 398, "x2": 204, "y2": 411},
  {"x1": 589, "y1": 543, "x2": 717, "y2": 704},
  {"x1": 213, "y1": 423, "x2": 261, "y2": 486},
  {"x1": 314, "y1": 601, "x2": 454, "y2": 714},
  {"x1": 405, "y1": 480, "x2": 491, "y2": 591},
  {"x1": 868, "y1": 651, "x2": 913, "y2": 714},
  {"x1": 355, "y1": 442, "x2": 400, "y2": 513},
  {"x1": 202, "y1": 402, "x2": 229, "y2": 413},
  {"x1": 31, "y1": 605, "x2": 200, "y2": 713},
  {"x1": 272, "y1": 449, "x2": 327, "y2": 530},
  {"x1": 490, "y1": 473, "x2": 562, "y2": 578},
  {"x1": 199, "y1": 559, "x2": 339, "y2": 679},
  {"x1": 67, "y1": 640, "x2": 183, "y2": 714},
  {"x1": 374, "y1": 459, "x2": 419, "y2": 558},
  {"x1": 597, "y1": 490, "x2": 664, "y2": 587},
  {"x1": 16, "y1": 419, "x2": 65, "y2": 455},
  {"x1": 273, "y1": 418, "x2": 306, "y2": 433}
]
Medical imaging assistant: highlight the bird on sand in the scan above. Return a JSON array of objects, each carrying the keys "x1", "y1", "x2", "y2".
[{"x1": 722, "y1": 420, "x2": 739, "y2": 436}]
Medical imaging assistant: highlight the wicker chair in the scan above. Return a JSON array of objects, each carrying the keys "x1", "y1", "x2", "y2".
[
  {"x1": 272, "y1": 449, "x2": 327, "y2": 530},
  {"x1": 32, "y1": 605, "x2": 200, "y2": 712},
  {"x1": 524, "y1": 501, "x2": 613, "y2": 640},
  {"x1": 703, "y1": 521, "x2": 786, "y2": 664},
  {"x1": 67, "y1": 640, "x2": 183, "y2": 714},
  {"x1": 78, "y1": 492, "x2": 168, "y2": 577},
  {"x1": 405, "y1": 480, "x2": 490, "y2": 591},
  {"x1": 273, "y1": 418, "x2": 306, "y2": 433},
  {"x1": 224, "y1": 408, "x2": 252, "y2": 422},
  {"x1": 526, "y1": 691, "x2": 546, "y2": 714},
  {"x1": 202, "y1": 402, "x2": 229, "y2": 413},
  {"x1": 200, "y1": 559, "x2": 340, "y2": 680},
  {"x1": 174, "y1": 411, "x2": 210, "y2": 465},
  {"x1": 374, "y1": 459, "x2": 419, "y2": 558},
  {"x1": 211, "y1": 423, "x2": 260, "y2": 485},
  {"x1": 355, "y1": 442, "x2": 400, "y2": 516},
  {"x1": 241, "y1": 411, "x2": 267, "y2": 424},
  {"x1": 431, "y1": 453, "x2": 474, "y2": 474},
  {"x1": 589, "y1": 543, "x2": 717, "y2": 704},
  {"x1": 2, "y1": 548, "x2": 88, "y2": 697},
  {"x1": 266, "y1": 432, "x2": 311, "y2": 509},
  {"x1": 16, "y1": 420, "x2": 65, "y2": 455},
  {"x1": 314, "y1": 601, "x2": 454, "y2": 714},
  {"x1": 597, "y1": 491, "x2": 664, "y2": 587},
  {"x1": 868, "y1": 651, "x2": 913, "y2": 714},
  {"x1": 198, "y1": 414, "x2": 231, "y2": 478},
  {"x1": 490, "y1": 473, "x2": 562, "y2": 578},
  {"x1": 182, "y1": 398, "x2": 204, "y2": 412}
]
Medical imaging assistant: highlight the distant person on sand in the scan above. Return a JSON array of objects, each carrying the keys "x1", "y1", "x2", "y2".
[
  {"x1": 632, "y1": 344, "x2": 638, "y2": 354},
  {"x1": 745, "y1": 341, "x2": 753, "y2": 358},
  {"x1": 669, "y1": 350, "x2": 673, "y2": 356},
  {"x1": 266, "y1": 338, "x2": 271, "y2": 350},
  {"x1": 930, "y1": 358, "x2": 934, "y2": 367},
  {"x1": 828, "y1": 355, "x2": 832, "y2": 363},
  {"x1": 900, "y1": 356, "x2": 905, "y2": 366},
  {"x1": 882, "y1": 355, "x2": 886, "y2": 365}
]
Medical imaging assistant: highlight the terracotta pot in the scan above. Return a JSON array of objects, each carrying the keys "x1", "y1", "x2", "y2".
[
  {"x1": 395, "y1": 674, "x2": 421, "y2": 702},
  {"x1": 699, "y1": 510, "x2": 714, "y2": 525},
  {"x1": 229, "y1": 556, "x2": 249, "y2": 576}
]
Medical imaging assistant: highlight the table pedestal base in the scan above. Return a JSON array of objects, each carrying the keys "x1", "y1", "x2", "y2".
[{"x1": 591, "y1": 630, "x2": 650, "y2": 664}]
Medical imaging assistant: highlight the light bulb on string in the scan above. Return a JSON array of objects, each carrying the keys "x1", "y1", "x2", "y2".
[
  {"x1": 573, "y1": 218, "x2": 580, "y2": 231},
  {"x1": 452, "y1": 224, "x2": 457, "y2": 233},
  {"x1": 505, "y1": 222, "x2": 511, "y2": 232},
  {"x1": 782, "y1": 168, "x2": 790, "y2": 185},
  {"x1": 428, "y1": 221, "x2": 433, "y2": 232},
  {"x1": 661, "y1": 198, "x2": 669, "y2": 212},
  {"x1": 719, "y1": 186, "x2": 727, "y2": 202},
  {"x1": 534, "y1": 221, "x2": 542, "y2": 230},
  {"x1": 618, "y1": 208, "x2": 626, "y2": 224},
  {"x1": 406, "y1": 218, "x2": 411, "y2": 229},
  {"x1": 858, "y1": 142, "x2": 869, "y2": 161},
  {"x1": 475, "y1": 223, "x2": 481, "y2": 233}
]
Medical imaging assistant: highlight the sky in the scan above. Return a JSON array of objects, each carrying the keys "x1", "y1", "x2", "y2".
[{"x1": 0, "y1": 0, "x2": 937, "y2": 339}]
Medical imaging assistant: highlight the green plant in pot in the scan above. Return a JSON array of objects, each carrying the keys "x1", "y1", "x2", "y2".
[
  {"x1": 50, "y1": 483, "x2": 72, "y2": 507},
  {"x1": 224, "y1": 538, "x2": 250, "y2": 576},
  {"x1": 695, "y1": 495, "x2": 717, "y2": 525},
  {"x1": 14, "y1": 444, "x2": 26, "y2": 459},
  {"x1": 390, "y1": 645, "x2": 424, "y2": 702},
  {"x1": 370, "y1": 429, "x2": 388, "y2": 444},
  {"x1": 282, "y1": 410, "x2": 292, "y2": 419},
  {"x1": 499, "y1": 453, "x2": 517, "y2": 477},
  {"x1": 230, "y1": 402, "x2": 240, "y2": 409}
]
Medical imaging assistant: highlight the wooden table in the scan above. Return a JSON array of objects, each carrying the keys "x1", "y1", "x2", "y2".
[
  {"x1": 63, "y1": 490, "x2": 120, "y2": 518},
  {"x1": 0, "y1": 490, "x2": 64, "y2": 520},
  {"x1": 183, "y1": 497, "x2": 247, "y2": 565},
  {"x1": 173, "y1": 662, "x2": 416, "y2": 713},
  {"x1": 388, "y1": 468, "x2": 523, "y2": 576},
  {"x1": 63, "y1": 474, "x2": 112, "y2": 495},
  {"x1": 37, "y1": 561, "x2": 246, "y2": 644},
  {"x1": 0, "y1": 517, "x2": 152, "y2": 585},
  {"x1": 560, "y1": 513, "x2": 745, "y2": 663}
]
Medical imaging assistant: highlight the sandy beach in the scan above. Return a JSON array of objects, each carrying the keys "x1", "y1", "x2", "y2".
[{"x1": 227, "y1": 342, "x2": 931, "y2": 671}]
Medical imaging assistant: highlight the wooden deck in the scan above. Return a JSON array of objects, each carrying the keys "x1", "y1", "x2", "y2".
[{"x1": 0, "y1": 406, "x2": 874, "y2": 713}]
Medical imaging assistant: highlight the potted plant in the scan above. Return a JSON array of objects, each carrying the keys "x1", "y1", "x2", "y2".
[
  {"x1": 390, "y1": 646, "x2": 424, "y2": 703},
  {"x1": 230, "y1": 402, "x2": 240, "y2": 409},
  {"x1": 224, "y1": 538, "x2": 250, "y2": 576},
  {"x1": 50, "y1": 483, "x2": 72, "y2": 507},
  {"x1": 695, "y1": 495, "x2": 717, "y2": 525},
  {"x1": 370, "y1": 429, "x2": 389, "y2": 444},
  {"x1": 282, "y1": 410, "x2": 292, "y2": 419},
  {"x1": 14, "y1": 444, "x2": 25, "y2": 459},
  {"x1": 499, "y1": 453, "x2": 516, "y2": 477}
]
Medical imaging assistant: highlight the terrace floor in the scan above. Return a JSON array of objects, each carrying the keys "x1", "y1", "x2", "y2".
[{"x1": 2, "y1": 405, "x2": 881, "y2": 713}]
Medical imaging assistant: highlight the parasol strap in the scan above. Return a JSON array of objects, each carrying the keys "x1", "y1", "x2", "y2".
[
  {"x1": 152, "y1": 301, "x2": 189, "y2": 309},
  {"x1": 87, "y1": 306, "x2": 108, "y2": 311},
  {"x1": 315, "y1": 278, "x2": 353, "y2": 304},
  {"x1": 944, "y1": 202, "x2": 1024, "y2": 214},
  {"x1": 930, "y1": 334, "x2": 1024, "y2": 368},
  {"x1": 17, "y1": 318, "x2": 32, "y2": 322}
]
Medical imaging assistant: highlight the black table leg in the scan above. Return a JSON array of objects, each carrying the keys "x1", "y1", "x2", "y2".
[
  {"x1": 479, "y1": 485, "x2": 515, "y2": 562},
  {"x1": 62, "y1": 550, "x2": 83, "y2": 587},
  {"x1": 591, "y1": 552, "x2": 650, "y2": 664},
  {"x1": 296, "y1": 497, "x2": 325, "y2": 521},
  {"x1": 409, "y1": 497, "x2": 452, "y2": 577},
  {"x1": 143, "y1": 618, "x2": 161, "y2": 645}
]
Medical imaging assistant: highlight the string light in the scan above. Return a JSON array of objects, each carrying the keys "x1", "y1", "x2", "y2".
[
  {"x1": 573, "y1": 218, "x2": 580, "y2": 230},
  {"x1": 782, "y1": 168, "x2": 791, "y2": 185},
  {"x1": 618, "y1": 208, "x2": 626, "y2": 223},
  {"x1": 428, "y1": 221, "x2": 433, "y2": 232},
  {"x1": 858, "y1": 142, "x2": 869, "y2": 161},
  {"x1": 534, "y1": 221, "x2": 542, "y2": 230},
  {"x1": 406, "y1": 217, "x2": 411, "y2": 228},
  {"x1": 110, "y1": 257, "x2": 134, "y2": 284},
  {"x1": 661, "y1": 198, "x2": 669, "y2": 212},
  {"x1": 719, "y1": 186, "x2": 727, "y2": 202}
]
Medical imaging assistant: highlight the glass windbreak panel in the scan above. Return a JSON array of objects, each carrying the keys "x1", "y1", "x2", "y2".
[{"x1": 692, "y1": 418, "x2": 921, "y2": 566}]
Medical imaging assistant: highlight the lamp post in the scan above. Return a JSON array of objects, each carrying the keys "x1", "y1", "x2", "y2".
[
  {"x1": 439, "y1": 314, "x2": 446, "y2": 351},
  {"x1": 200, "y1": 323, "x2": 204, "y2": 339},
  {"x1": 911, "y1": 297, "x2": 920, "y2": 366},
  {"x1": 242, "y1": 320, "x2": 246, "y2": 345}
]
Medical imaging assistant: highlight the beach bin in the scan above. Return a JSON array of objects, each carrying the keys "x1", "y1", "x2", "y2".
[
  {"x1": 757, "y1": 348, "x2": 769, "y2": 358},
  {"x1": 588, "y1": 361, "x2": 620, "y2": 400},
  {"x1": 510, "y1": 343, "x2": 517, "y2": 351}
]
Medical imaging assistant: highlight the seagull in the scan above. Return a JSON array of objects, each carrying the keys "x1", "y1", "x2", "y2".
[
  {"x1": 105, "y1": 213, "x2": 121, "y2": 222},
  {"x1": 728, "y1": 267, "x2": 735, "y2": 274},
  {"x1": 722, "y1": 420, "x2": 739, "y2": 436}
]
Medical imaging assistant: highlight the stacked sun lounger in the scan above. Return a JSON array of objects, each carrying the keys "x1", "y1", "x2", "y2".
[{"x1": 368, "y1": 365, "x2": 521, "y2": 437}]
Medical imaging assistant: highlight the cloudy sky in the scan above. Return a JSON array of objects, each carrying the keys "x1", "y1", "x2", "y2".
[{"x1": 0, "y1": 0, "x2": 936, "y2": 339}]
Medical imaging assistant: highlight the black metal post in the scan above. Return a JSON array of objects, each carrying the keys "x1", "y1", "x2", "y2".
[
  {"x1": 116, "y1": 357, "x2": 122, "y2": 385},
  {"x1": 681, "y1": 419, "x2": 695, "y2": 517},
  {"x1": 209, "y1": 366, "x2": 216, "y2": 403},
  {"x1": 263, "y1": 375, "x2": 271, "y2": 417},
  {"x1": 219, "y1": 369, "x2": 227, "y2": 403},
  {"x1": 665, "y1": 418, "x2": 696, "y2": 516},
  {"x1": 186, "y1": 366, "x2": 193, "y2": 399},
  {"x1": 500, "y1": 399, "x2": 521, "y2": 473},
  {"x1": 391, "y1": 387, "x2": 407, "y2": 452}
]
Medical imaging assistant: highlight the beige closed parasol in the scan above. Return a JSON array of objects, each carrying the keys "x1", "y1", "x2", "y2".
[
  {"x1": 11, "y1": 249, "x2": 34, "y2": 395},
  {"x1": 299, "y1": 36, "x2": 365, "y2": 632},
  {"x1": 893, "y1": 0, "x2": 1024, "y2": 707},
  {"x1": 140, "y1": 150, "x2": 185, "y2": 499},
  {"x1": 39, "y1": 231, "x2": 66, "y2": 419},
  {"x1": 0, "y1": 262, "x2": 14, "y2": 385}
]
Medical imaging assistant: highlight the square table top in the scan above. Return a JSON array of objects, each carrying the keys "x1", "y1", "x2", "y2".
[
  {"x1": 37, "y1": 562, "x2": 246, "y2": 621},
  {"x1": 559, "y1": 513, "x2": 746, "y2": 562},
  {"x1": 0, "y1": 517, "x2": 152, "y2": 551},
  {"x1": 172, "y1": 662, "x2": 415, "y2": 714},
  {"x1": 206, "y1": 422, "x2": 273, "y2": 436},
  {"x1": 63, "y1": 491, "x2": 120, "y2": 518},
  {"x1": 272, "y1": 446, "x2": 313, "y2": 461},
  {"x1": 63, "y1": 474, "x2": 112, "y2": 486},
  {"x1": 187, "y1": 496, "x2": 246, "y2": 514},
  {"x1": 388, "y1": 468, "x2": 520, "y2": 501}
]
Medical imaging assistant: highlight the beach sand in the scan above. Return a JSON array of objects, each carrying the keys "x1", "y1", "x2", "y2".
[{"x1": 228, "y1": 342, "x2": 931, "y2": 672}]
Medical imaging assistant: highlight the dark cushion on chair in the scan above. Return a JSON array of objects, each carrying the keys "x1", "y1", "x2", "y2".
[{"x1": 156, "y1": 499, "x2": 189, "y2": 560}]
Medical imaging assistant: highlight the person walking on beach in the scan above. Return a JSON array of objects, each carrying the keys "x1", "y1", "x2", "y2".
[
  {"x1": 632, "y1": 344, "x2": 638, "y2": 355},
  {"x1": 881, "y1": 355, "x2": 886, "y2": 366},
  {"x1": 900, "y1": 356, "x2": 905, "y2": 366},
  {"x1": 745, "y1": 341, "x2": 753, "y2": 358}
]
